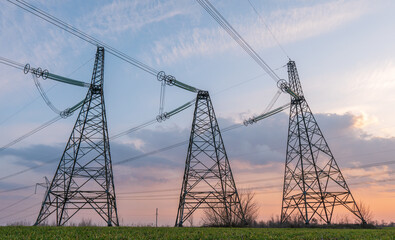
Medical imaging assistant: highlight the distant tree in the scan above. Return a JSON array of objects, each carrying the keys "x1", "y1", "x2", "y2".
[
  {"x1": 6, "y1": 220, "x2": 30, "y2": 226},
  {"x1": 338, "y1": 214, "x2": 350, "y2": 224},
  {"x1": 202, "y1": 189, "x2": 260, "y2": 227},
  {"x1": 78, "y1": 218, "x2": 95, "y2": 226},
  {"x1": 187, "y1": 215, "x2": 194, "y2": 227},
  {"x1": 239, "y1": 189, "x2": 260, "y2": 226},
  {"x1": 358, "y1": 201, "x2": 373, "y2": 224}
]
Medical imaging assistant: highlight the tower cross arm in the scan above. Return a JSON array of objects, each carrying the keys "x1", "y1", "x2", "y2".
[
  {"x1": 23, "y1": 63, "x2": 90, "y2": 88},
  {"x1": 277, "y1": 79, "x2": 300, "y2": 100},
  {"x1": 244, "y1": 103, "x2": 291, "y2": 126},
  {"x1": 47, "y1": 73, "x2": 90, "y2": 88},
  {"x1": 157, "y1": 71, "x2": 199, "y2": 93}
]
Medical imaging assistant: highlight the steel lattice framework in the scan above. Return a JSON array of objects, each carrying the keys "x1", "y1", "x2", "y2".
[
  {"x1": 281, "y1": 60, "x2": 365, "y2": 224},
  {"x1": 175, "y1": 91, "x2": 245, "y2": 227},
  {"x1": 34, "y1": 47, "x2": 119, "y2": 226}
]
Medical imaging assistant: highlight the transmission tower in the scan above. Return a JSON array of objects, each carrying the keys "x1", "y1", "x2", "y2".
[
  {"x1": 175, "y1": 90, "x2": 245, "y2": 227},
  {"x1": 34, "y1": 47, "x2": 119, "y2": 226},
  {"x1": 281, "y1": 60, "x2": 365, "y2": 224}
]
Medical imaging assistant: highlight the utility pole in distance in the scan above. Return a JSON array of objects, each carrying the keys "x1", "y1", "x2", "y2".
[{"x1": 156, "y1": 208, "x2": 158, "y2": 227}]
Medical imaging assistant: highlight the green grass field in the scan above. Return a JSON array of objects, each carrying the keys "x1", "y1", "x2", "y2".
[{"x1": 0, "y1": 227, "x2": 394, "y2": 239}]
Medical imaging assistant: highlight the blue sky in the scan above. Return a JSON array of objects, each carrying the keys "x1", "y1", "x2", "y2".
[{"x1": 0, "y1": 0, "x2": 394, "y2": 226}]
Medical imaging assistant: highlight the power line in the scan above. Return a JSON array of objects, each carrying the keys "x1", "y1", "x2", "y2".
[
  {"x1": 0, "y1": 103, "x2": 187, "y2": 180},
  {"x1": 0, "y1": 57, "x2": 93, "y2": 127},
  {"x1": 0, "y1": 157, "x2": 58, "y2": 181},
  {"x1": 113, "y1": 119, "x2": 251, "y2": 166},
  {"x1": 0, "y1": 193, "x2": 35, "y2": 213},
  {"x1": 115, "y1": 167, "x2": 395, "y2": 197},
  {"x1": 0, "y1": 56, "x2": 96, "y2": 153},
  {"x1": 0, "y1": 65, "x2": 282, "y2": 180},
  {"x1": 4, "y1": 176, "x2": 393, "y2": 222},
  {"x1": 1, "y1": 159, "x2": 393, "y2": 216},
  {"x1": 0, "y1": 33, "x2": 286, "y2": 179},
  {"x1": 6, "y1": 0, "x2": 158, "y2": 76},
  {"x1": 4, "y1": 175, "x2": 394, "y2": 219},
  {"x1": 114, "y1": 177, "x2": 395, "y2": 200},
  {"x1": 212, "y1": 64, "x2": 286, "y2": 96},
  {"x1": 7, "y1": 0, "x2": 203, "y2": 93},
  {"x1": 0, "y1": 185, "x2": 35, "y2": 194},
  {"x1": 113, "y1": 141, "x2": 188, "y2": 166},
  {"x1": 196, "y1": 0, "x2": 281, "y2": 83},
  {"x1": 3, "y1": 107, "x2": 395, "y2": 182},
  {"x1": 0, "y1": 116, "x2": 61, "y2": 153},
  {"x1": 1, "y1": 210, "x2": 38, "y2": 225},
  {"x1": 0, "y1": 202, "x2": 39, "y2": 221},
  {"x1": 246, "y1": 0, "x2": 290, "y2": 59},
  {"x1": 3, "y1": 116, "x2": 395, "y2": 183},
  {"x1": 110, "y1": 119, "x2": 158, "y2": 140}
]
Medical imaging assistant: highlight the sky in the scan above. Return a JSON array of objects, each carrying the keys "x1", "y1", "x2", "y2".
[{"x1": 0, "y1": 0, "x2": 394, "y2": 226}]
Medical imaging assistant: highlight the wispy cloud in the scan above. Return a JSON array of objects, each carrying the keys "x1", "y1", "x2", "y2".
[
  {"x1": 149, "y1": 0, "x2": 374, "y2": 65},
  {"x1": 81, "y1": 0, "x2": 194, "y2": 36}
]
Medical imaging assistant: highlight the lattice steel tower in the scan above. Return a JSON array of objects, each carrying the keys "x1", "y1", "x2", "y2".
[
  {"x1": 175, "y1": 90, "x2": 245, "y2": 227},
  {"x1": 35, "y1": 47, "x2": 119, "y2": 226},
  {"x1": 281, "y1": 60, "x2": 365, "y2": 224}
]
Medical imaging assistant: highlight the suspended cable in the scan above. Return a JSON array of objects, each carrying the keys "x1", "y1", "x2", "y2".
[
  {"x1": 244, "y1": 102, "x2": 291, "y2": 126},
  {"x1": 0, "y1": 100, "x2": 84, "y2": 153},
  {"x1": 0, "y1": 210, "x2": 38, "y2": 225},
  {"x1": 4, "y1": 106, "x2": 395, "y2": 184},
  {"x1": 32, "y1": 74, "x2": 62, "y2": 115},
  {"x1": 0, "y1": 99, "x2": 37, "y2": 126},
  {"x1": 0, "y1": 202, "x2": 39, "y2": 221},
  {"x1": 0, "y1": 118, "x2": 161, "y2": 180},
  {"x1": 113, "y1": 141, "x2": 188, "y2": 166},
  {"x1": 3, "y1": 152, "x2": 395, "y2": 198},
  {"x1": 0, "y1": 57, "x2": 90, "y2": 88},
  {"x1": 0, "y1": 99, "x2": 194, "y2": 180},
  {"x1": 196, "y1": 0, "x2": 301, "y2": 99},
  {"x1": 0, "y1": 56, "x2": 88, "y2": 117},
  {"x1": 246, "y1": 0, "x2": 290, "y2": 59},
  {"x1": 196, "y1": 0, "x2": 280, "y2": 82},
  {"x1": 221, "y1": 124, "x2": 243, "y2": 132},
  {"x1": 0, "y1": 56, "x2": 25, "y2": 70},
  {"x1": 118, "y1": 168, "x2": 395, "y2": 198},
  {"x1": 110, "y1": 120, "x2": 158, "y2": 140},
  {"x1": 111, "y1": 99, "x2": 195, "y2": 140},
  {"x1": 117, "y1": 175, "x2": 395, "y2": 200},
  {"x1": 212, "y1": 65, "x2": 286, "y2": 96},
  {"x1": 0, "y1": 116, "x2": 61, "y2": 153},
  {"x1": 6, "y1": 0, "x2": 157, "y2": 76},
  {"x1": 6, "y1": 0, "x2": 200, "y2": 93},
  {"x1": 0, "y1": 157, "x2": 58, "y2": 181},
  {"x1": 0, "y1": 184, "x2": 35, "y2": 194},
  {"x1": 0, "y1": 57, "x2": 93, "y2": 127},
  {"x1": 0, "y1": 56, "x2": 90, "y2": 153},
  {"x1": 113, "y1": 110, "x2": 268, "y2": 166},
  {"x1": 5, "y1": 174, "x2": 393, "y2": 222},
  {"x1": 264, "y1": 90, "x2": 282, "y2": 113},
  {"x1": 0, "y1": 193, "x2": 35, "y2": 213}
]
